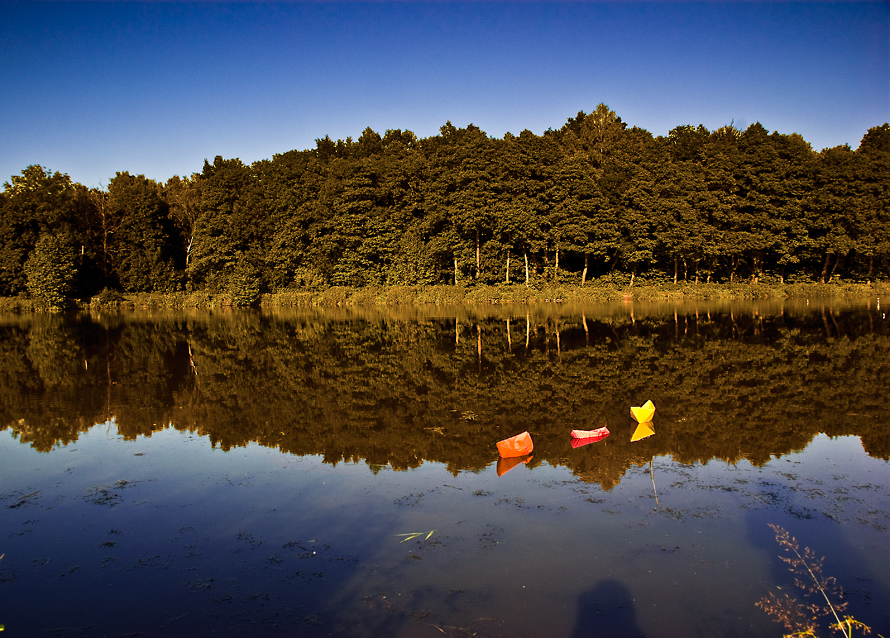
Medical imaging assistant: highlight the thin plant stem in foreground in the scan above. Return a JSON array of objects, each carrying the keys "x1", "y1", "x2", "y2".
[{"x1": 756, "y1": 524, "x2": 872, "y2": 638}]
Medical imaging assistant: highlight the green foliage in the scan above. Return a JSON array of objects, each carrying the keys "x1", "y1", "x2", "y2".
[
  {"x1": 189, "y1": 156, "x2": 260, "y2": 292},
  {"x1": 386, "y1": 231, "x2": 439, "y2": 286},
  {"x1": 90, "y1": 288, "x2": 126, "y2": 307},
  {"x1": 107, "y1": 172, "x2": 185, "y2": 293},
  {"x1": 228, "y1": 254, "x2": 261, "y2": 307},
  {"x1": 0, "y1": 166, "x2": 93, "y2": 297},
  {"x1": 24, "y1": 234, "x2": 78, "y2": 309}
]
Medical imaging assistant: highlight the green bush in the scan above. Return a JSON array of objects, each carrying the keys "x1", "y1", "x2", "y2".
[
  {"x1": 91, "y1": 288, "x2": 126, "y2": 307},
  {"x1": 317, "y1": 286, "x2": 351, "y2": 305},
  {"x1": 24, "y1": 234, "x2": 78, "y2": 310}
]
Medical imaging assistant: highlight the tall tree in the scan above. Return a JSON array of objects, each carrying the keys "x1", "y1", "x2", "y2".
[
  {"x1": 766, "y1": 132, "x2": 815, "y2": 282},
  {"x1": 807, "y1": 145, "x2": 862, "y2": 282},
  {"x1": 264, "y1": 149, "x2": 328, "y2": 290},
  {"x1": 700, "y1": 125, "x2": 741, "y2": 281},
  {"x1": 164, "y1": 174, "x2": 203, "y2": 272},
  {"x1": 189, "y1": 156, "x2": 260, "y2": 293},
  {"x1": 0, "y1": 166, "x2": 93, "y2": 297},
  {"x1": 599, "y1": 127, "x2": 659, "y2": 283},
  {"x1": 856, "y1": 124, "x2": 890, "y2": 281},
  {"x1": 425, "y1": 123, "x2": 499, "y2": 283},
  {"x1": 107, "y1": 172, "x2": 183, "y2": 292},
  {"x1": 377, "y1": 129, "x2": 437, "y2": 285},
  {"x1": 579, "y1": 103, "x2": 628, "y2": 170},
  {"x1": 547, "y1": 151, "x2": 611, "y2": 283}
]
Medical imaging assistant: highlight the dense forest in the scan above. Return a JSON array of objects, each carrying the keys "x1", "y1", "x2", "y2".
[
  {"x1": 2, "y1": 302, "x2": 888, "y2": 489},
  {"x1": 2, "y1": 105, "x2": 889, "y2": 308}
]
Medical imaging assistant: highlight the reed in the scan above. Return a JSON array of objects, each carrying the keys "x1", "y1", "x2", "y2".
[{"x1": 757, "y1": 524, "x2": 873, "y2": 638}]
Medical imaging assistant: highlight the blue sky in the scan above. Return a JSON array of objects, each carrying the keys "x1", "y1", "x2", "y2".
[{"x1": 2, "y1": 1, "x2": 888, "y2": 189}]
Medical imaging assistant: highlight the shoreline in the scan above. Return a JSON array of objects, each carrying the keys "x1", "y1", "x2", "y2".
[{"x1": 0, "y1": 280, "x2": 886, "y2": 312}]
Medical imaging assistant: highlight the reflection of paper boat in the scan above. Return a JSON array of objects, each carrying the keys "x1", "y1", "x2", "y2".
[
  {"x1": 497, "y1": 454, "x2": 533, "y2": 476},
  {"x1": 570, "y1": 426, "x2": 609, "y2": 440},
  {"x1": 631, "y1": 421, "x2": 655, "y2": 442},
  {"x1": 630, "y1": 400, "x2": 656, "y2": 423},
  {"x1": 572, "y1": 436, "x2": 607, "y2": 448},
  {"x1": 496, "y1": 431, "x2": 534, "y2": 457},
  {"x1": 570, "y1": 427, "x2": 610, "y2": 447}
]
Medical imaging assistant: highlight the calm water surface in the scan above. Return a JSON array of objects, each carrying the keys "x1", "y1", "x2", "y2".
[{"x1": 1, "y1": 298, "x2": 888, "y2": 637}]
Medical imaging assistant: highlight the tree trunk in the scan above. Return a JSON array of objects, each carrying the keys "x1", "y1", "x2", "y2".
[
  {"x1": 525, "y1": 312, "x2": 530, "y2": 348},
  {"x1": 673, "y1": 256, "x2": 679, "y2": 284},
  {"x1": 524, "y1": 251, "x2": 529, "y2": 288},
  {"x1": 555, "y1": 245, "x2": 560, "y2": 283},
  {"x1": 827, "y1": 253, "x2": 841, "y2": 282},
  {"x1": 475, "y1": 228, "x2": 480, "y2": 279},
  {"x1": 820, "y1": 253, "x2": 832, "y2": 284},
  {"x1": 506, "y1": 255, "x2": 510, "y2": 284},
  {"x1": 454, "y1": 256, "x2": 459, "y2": 286},
  {"x1": 581, "y1": 253, "x2": 588, "y2": 285},
  {"x1": 476, "y1": 324, "x2": 482, "y2": 373}
]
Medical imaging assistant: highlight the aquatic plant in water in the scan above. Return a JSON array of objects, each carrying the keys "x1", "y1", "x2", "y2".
[
  {"x1": 757, "y1": 524, "x2": 873, "y2": 638},
  {"x1": 395, "y1": 530, "x2": 435, "y2": 543}
]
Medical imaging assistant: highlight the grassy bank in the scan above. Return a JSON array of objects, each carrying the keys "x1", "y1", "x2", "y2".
[
  {"x1": 260, "y1": 280, "x2": 889, "y2": 308},
  {"x1": 0, "y1": 279, "x2": 884, "y2": 313}
]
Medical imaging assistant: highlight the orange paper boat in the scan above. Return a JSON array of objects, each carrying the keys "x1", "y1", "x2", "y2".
[
  {"x1": 630, "y1": 399, "x2": 656, "y2": 423},
  {"x1": 496, "y1": 431, "x2": 534, "y2": 457}
]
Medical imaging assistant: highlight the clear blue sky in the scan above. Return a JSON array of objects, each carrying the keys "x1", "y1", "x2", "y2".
[{"x1": 2, "y1": 1, "x2": 888, "y2": 189}]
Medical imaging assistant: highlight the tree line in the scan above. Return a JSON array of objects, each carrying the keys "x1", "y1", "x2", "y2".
[{"x1": 2, "y1": 104, "x2": 889, "y2": 307}]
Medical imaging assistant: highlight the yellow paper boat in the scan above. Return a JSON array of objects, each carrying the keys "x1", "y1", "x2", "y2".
[
  {"x1": 631, "y1": 421, "x2": 655, "y2": 442},
  {"x1": 630, "y1": 399, "x2": 656, "y2": 423}
]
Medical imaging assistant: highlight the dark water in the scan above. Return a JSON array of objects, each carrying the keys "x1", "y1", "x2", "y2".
[{"x1": 1, "y1": 298, "x2": 888, "y2": 637}]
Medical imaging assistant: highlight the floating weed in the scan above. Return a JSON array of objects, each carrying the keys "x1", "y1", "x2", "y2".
[
  {"x1": 396, "y1": 530, "x2": 435, "y2": 543},
  {"x1": 6, "y1": 491, "x2": 40, "y2": 509}
]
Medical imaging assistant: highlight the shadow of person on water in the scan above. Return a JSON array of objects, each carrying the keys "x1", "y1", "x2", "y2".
[{"x1": 571, "y1": 578, "x2": 647, "y2": 638}]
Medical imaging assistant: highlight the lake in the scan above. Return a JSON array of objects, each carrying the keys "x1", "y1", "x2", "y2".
[{"x1": 1, "y1": 297, "x2": 888, "y2": 637}]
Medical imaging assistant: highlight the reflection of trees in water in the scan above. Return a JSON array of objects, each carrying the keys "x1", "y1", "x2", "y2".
[{"x1": 1, "y1": 301, "x2": 888, "y2": 491}]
